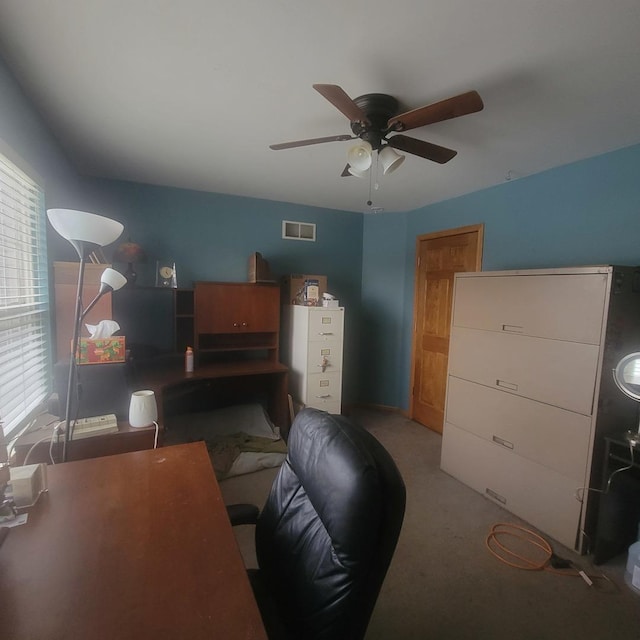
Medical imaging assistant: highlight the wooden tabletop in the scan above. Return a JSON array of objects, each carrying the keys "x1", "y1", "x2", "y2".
[
  {"x1": 0, "y1": 442, "x2": 267, "y2": 640},
  {"x1": 136, "y1": 358, "x2": 288, "y2": 390},
  {"x1": 134, "y1": 358, "x2": 290, "y2": 429}
]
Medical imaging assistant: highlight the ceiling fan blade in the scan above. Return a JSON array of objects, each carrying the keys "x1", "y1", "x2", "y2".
[
  {"x1": 313, "y1": 84, "x2": 371, "y2": 125},
  {"x1": 270, "y1": 134, "x2": 354, "y2": 150},
  {"x1": 388, "y1": 90, "x2": 484, "y2": 132},
  {"x1": 388, "y1": 135, "x2": 457, "y2": 164}
]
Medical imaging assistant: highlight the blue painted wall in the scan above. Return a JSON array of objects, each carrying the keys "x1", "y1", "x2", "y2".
[
  {"x1": 361, "y1": 143, "x2": 640, "y2": 409},
  {"x1": 0, "y1": 55, "x2": 364, "y2": 405},
  {"x1": 4, "y1": 50, "x2": 640, "y2": 412},
  {"x1": 81, "y1": 178, "x2": 364, "y2": 403}
]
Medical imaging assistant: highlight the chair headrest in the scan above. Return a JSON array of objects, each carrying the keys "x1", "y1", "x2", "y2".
[{"x1": 256, "y1": 408, "x2": 406, "y2": 640}]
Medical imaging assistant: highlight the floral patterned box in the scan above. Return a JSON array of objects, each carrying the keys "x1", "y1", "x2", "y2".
[{"x1": 75, "y1": 337, "x2": 126, "y2": 365}]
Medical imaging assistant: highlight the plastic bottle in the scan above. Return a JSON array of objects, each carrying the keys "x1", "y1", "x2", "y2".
[
  {"x1": 624, "y1": 525, "x2": 640, "y2": 595},
  {"x1": 185, "y1": 346, "x2": 194, "y2": 373}
]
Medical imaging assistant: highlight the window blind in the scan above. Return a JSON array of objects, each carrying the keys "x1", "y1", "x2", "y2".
[{"x1": 0, "y1": 152, "x2": 51, "y2": 438}]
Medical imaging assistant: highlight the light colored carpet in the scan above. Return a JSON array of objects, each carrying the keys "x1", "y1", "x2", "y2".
[{"x1": 219, "y1": 407, "x2": 640, "y2": 639}]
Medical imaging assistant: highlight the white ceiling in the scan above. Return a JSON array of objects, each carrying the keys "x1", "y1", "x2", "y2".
[{"x1": 0, "y1": 0, "x2": 639, "y2": 214}]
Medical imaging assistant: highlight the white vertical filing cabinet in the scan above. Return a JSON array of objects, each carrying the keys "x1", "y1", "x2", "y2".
[
  {"x1": 440, "y1": 265, "x2": 640, "y2": 552},
  {"x1": 283, "y1": 306, "x2": 345, "y2": 414}
]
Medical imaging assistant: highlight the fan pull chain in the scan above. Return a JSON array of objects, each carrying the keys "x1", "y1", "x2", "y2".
[{"x1": 366, "y1": 153, "x2": 380, "y2": 208}]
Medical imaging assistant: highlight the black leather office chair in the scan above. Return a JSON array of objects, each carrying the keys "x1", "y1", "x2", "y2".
[{"x1": 227, "y1": 407, "x2": 406, "y2": 640}]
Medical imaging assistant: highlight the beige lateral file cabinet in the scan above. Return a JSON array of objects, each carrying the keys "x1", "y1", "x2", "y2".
[
  {"x1": 440, "y1": 266, "x2": 640, "y2": 552},
  {"x1": 283, "y1": 306, "x2": 344, "y2": 414}
]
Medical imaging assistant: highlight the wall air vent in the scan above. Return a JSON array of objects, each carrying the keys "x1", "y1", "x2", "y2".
[{"x1": 282, "y1": 220, "x2": 316, "y2": 242}]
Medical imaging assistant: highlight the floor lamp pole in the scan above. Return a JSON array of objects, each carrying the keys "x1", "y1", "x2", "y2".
[{"x1": 62, "y1": 249, "x2": 87, "y2": 463}]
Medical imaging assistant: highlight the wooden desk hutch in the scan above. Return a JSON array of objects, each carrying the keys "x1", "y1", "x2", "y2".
[{"x1": 194, "y1": 282, "x2": 281, "y2": 363}]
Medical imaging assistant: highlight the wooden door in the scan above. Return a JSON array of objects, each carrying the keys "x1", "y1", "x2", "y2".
[{"x1": 410, "y1": 225, "x2": 483, "y2": 433}]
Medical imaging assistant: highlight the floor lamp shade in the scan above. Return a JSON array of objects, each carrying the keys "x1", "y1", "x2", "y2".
[
  {"x1": 99, "y1": 268, "x2": 128, "y2": 293},
  {"x1": 129, "y1": 390, "x2": 158, "y2": 428},
  {"x1": 47, "y1": 209, "x2": 124, "y2": 254}
]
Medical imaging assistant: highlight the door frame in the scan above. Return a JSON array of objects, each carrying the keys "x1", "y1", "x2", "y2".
[{"x1": 408, "y1": 224, "x2": 484, "y2": 421}]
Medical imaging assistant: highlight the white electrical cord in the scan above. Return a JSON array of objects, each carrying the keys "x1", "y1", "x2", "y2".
[
  {"x1": 22, "y1": 435, "x2": 53, "y2": 466},
  {"x1": 575, "y1": 440, "x2": 635, "y2": 503},
  {"x1": 153, "y1": 421, "x2": 159, "y2": 449}
]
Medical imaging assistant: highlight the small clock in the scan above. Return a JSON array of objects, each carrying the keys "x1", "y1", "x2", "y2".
[{"x1": 156, "y1": 261, "x2": 177, "y2": 288}]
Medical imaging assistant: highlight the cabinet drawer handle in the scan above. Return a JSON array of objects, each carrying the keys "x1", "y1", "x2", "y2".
[
  {"x1": 492, "y1": 435, "x2": 514, "y2": 450},
  {"x1": 502, "y1": 324, "x2": 523, "y2": 333},
  {"x1": 315, "y1": 394, "x2": 331, "y2": 399},
  {"x1": 317, "y1": 332, "x2": 334, "y2": 336},
  {"x1": 486, "y1": 488, "x2": 507, "y2": 504},
  {"x1": 496, "y1": 379, "x2": 518, "y2": 391}
]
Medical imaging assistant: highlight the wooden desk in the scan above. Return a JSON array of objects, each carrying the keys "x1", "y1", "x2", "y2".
[
  {"x1": 12, "y1": 418, "x2": 160, "y2": 466},
  {"x1": 0, "y1": 442, "x2": 267, "y2": 640},
  {"x1": 136, "y1": 359, "x2": 290, "y2": 435}
]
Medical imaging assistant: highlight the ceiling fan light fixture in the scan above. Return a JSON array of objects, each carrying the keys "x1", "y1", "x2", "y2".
[
  {"x1": 347, "y1": 141, "x2": 373, "y2": 172},
  {"x1": 347, "y1": 165, "x2": 369, "y2": 178},
  {"x1": 379, "y1": 145, "x2": 405, "y2": 175}
]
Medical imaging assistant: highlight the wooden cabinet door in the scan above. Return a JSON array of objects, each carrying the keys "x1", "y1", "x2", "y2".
[{"x1": 195, "y1": 283, "x2": 279, "y2": 333}]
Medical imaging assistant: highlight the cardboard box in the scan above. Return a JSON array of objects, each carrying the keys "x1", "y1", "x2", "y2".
[
  {"x1": 248, "y1": 252, "x2": 276, "y2": 283},
  {"x1": 282, "y1": 274, "x2": 328, "y2": 305},
  {"x1": 75, "y1": 337, "x2": 126, "y2": 365}
]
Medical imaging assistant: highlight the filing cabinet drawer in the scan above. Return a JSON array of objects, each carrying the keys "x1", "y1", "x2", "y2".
[
  {"x1": 307, "y1": 309, "x2": 344, "y2": 342},
  {"x1": 306, "y1": 398, "x2": 341, "y2": 414},
  {"x1": 304, "y1": 341, "x2": 343, "y2": 375},
  {"x1": 452, "y1": 273, "x2": 607, "y2": 344},
  {"x1": 445, "y1": 376, "x2": 591, "y2": 481},
  {"x1": 305, "y1": 372, "x2": 341, "y2": 406},
  {"x1": 441, "y1": 423, "x2": 583, "y2": 549},
  {"x1": 448, "y1": 326, "x2": 600, "y2": 415}
]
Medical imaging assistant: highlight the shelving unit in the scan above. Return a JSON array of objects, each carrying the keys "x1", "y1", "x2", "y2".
[
  {"x1": 174, "y1": 288, "x2": 195, "y2": 352},
  {"x1": 112, "y1": 286, "x2": 194, "y2": 355}
]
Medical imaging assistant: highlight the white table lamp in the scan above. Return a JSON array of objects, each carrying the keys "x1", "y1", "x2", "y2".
[{"x1": 129, "y1": 390, "x2": 158, "y2": 428}]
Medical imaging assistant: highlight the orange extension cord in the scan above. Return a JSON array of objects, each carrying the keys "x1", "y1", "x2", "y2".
[{"x1": 485, "y1": 523, "x2": 599, "y2": 584}]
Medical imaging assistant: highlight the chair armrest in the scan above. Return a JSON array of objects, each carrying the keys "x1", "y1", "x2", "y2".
[{"x1": 226, "y1": 503, "x2": 260, "y2": 526}]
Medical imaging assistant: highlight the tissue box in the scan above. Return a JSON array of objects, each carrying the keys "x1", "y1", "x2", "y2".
[{"x1": 75, "y1": 337, "x2": 126, "y2": 365}]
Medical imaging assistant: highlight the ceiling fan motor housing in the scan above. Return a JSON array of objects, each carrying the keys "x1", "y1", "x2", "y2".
[{"x1": 350, "y1": 93, "x2": 400, "y2": 150}]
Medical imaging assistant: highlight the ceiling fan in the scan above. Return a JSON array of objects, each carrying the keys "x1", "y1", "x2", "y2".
[{"x1": 270, "y1": 84, "x2": 484, "y2": 176}]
